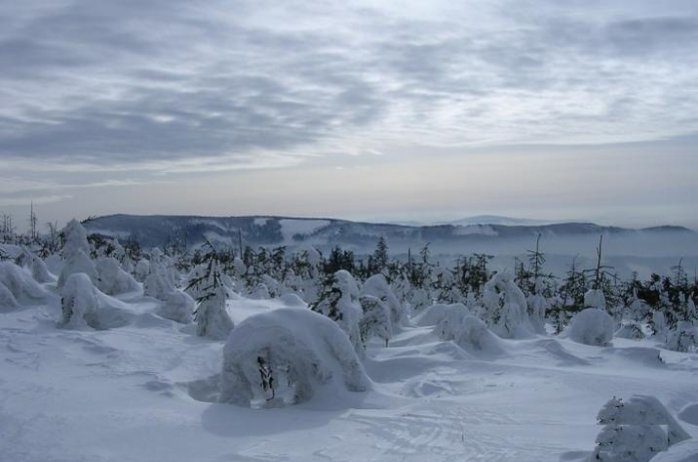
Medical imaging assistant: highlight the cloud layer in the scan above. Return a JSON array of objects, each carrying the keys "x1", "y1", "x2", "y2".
[{"x1": 1, "y1": 0, "x2": 697, "y2": 225}]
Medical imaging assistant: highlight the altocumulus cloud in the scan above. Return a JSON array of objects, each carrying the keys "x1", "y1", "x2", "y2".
[{"x1": 1, "y1": 0, "x2": 697, "y2": 175}]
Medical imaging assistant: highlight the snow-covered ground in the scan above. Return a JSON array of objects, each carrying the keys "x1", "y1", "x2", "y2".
[{"x1": 2, "y1": 289, "x2": 697, "y2": 462}]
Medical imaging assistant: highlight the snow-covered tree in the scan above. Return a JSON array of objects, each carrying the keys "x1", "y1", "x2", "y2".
[
  {"x1": 58, "y1": 219, "x2": 97, "y2": 289},
  {"x1": 362, "y1": 273, "x2": 407, "y2": 330},
  {"x1": 310, "y1": 270, "x2": 363, "y2": 353},
  {"x1": 481, "y1": 271, "x2": 534, "y2": 338},
  {"x1": 192, "y1": 258, "x2": 234, "y2": 340},
  {"x1": 434, "y1": 304, "x2": 505, "y2": 357},
  {"x1": 95, "y1": 257, "x2": 139, "y2": 296},
  {"x1": 59, "y1": 272, "x2": 99, "y2": 329},
  {"x1": 564, "y1": 307, "x2": 614, "y2": 346},
  {"x1": 591, "y1": 395, "x2": 690, "y2": 461},
  {"x1": 220, "y1": 308, "x2": 370, "y2": 408},
  {"x1": 358, "y1": 294, "x2": 392, "y2": 346}
]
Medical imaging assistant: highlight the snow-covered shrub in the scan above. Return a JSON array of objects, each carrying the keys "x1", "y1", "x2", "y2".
[
  {"x1": 584, "y1": 289, "x2": 606, "y2": 310},
  {"x1": 157, "y1": 289, "x2": 195, "y2": 324},
  {"x1": 220, "y1": 308, "x2": 371, "y2": 408},
  {"x1": 0, "y1": 261, "x2": 47, "y2": 304},
  {"x1": 358, "y1": 294, "x2": 391, "y2": 345},
  {"x1": 482, "y1": 271, "x2": 534, "y2": 338},
  {"x1": 95, "y1": 257, "x2": 139, "y2": 296},
  {"x1": 195, "y1": 284, "x2": 234, "y2": 340},
  {"x1": 144, "y1": 260, "x2": 175, "y2": 300},
  {"x1": 591, "y1": 395, "x2": 690, "y2": 461},
  {"x1": 59, "y1": 273, "x2": 98, "y2": 329},
  {"x1": 58, "y1": 250, "x2": 97, "y2": 289},
  {"x1": 415, "y1": 303, "x2": 468, "y2": 327},
  {"x1": 0, "y1": 281, "x2": 20, "y2": 311},
  {"x1": 362, "y1": 274, "x2": 407, "y2": 330},
  {"x1": 564, "y1": 308, "x2": 614, "y2": 346},
  {"x1": 59, "y1": 272, "x2": 132, "y2": 330},
  {"x1": 614, "y1": 322, "x2": 645, "y2": 340},
  {"x1": 17, "y1": 249, "x2": 54, "y2": 283},
  {"x1": 310, "y1": 270, "x2": 363, "y2": 353},
  {"x1": 652, "y1": 311, "x2": 668, "y2": 338},
  {"x1": 527, "y1": 292, "x2": 549, "y2": 334},
  {"x1": 434, "y1": 305, "x2": 505, "y2": 357},
  {"x1": 134, "y1": 259, "x2": 150, "y2": 282},
  {"x1": 665, "y1": 322, "x2": 697, "y2": 353},
  {"x1": 248, "y1": 282, "x2": 271, "y2": 300},
  {"x1": 62, "y1": 219, "x2": 90, "y2": 258}
]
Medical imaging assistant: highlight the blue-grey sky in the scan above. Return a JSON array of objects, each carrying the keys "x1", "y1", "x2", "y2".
[{"x1": 1, "y1": 0, "x2": 697, "y2": 229}]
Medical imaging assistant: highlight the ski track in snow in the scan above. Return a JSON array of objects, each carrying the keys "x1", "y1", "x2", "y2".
[{"x1": 2, "y1": 295, "x2": 698, "y2": 462}]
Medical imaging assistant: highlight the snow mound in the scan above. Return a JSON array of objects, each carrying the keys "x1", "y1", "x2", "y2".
[
  {"x1": 0, "y1": 261, "x2": 48, "y2": 305},
  {"x1": 564, "y1": 308, "x2": 614, "y2": 346},
  {"x1": 678, "y1": 403, "x2": 698, "y2": 426},
  {"x1": 433, "y1": 306, "x2": 505, "y2": 357},
  {"x1": 220, "y1": 308, "x2": 370, "y2": 408}
]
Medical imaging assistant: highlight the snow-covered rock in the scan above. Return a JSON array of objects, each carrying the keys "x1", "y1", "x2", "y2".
[
  {"x1": 564, "y1": 308, "x2": 614, "y2": 346},
  {"x1": 220, "y1": 308, "x2": 370, "y2": 408}
]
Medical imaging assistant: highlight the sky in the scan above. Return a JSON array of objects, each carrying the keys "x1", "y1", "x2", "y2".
[{"x1": 1, "y1": 0, "x2": 697, "y2": 230}]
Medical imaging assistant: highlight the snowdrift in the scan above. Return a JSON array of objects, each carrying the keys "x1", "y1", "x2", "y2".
[{"x1": 220, "y1": 308, "x2": 371, "y2": 408}]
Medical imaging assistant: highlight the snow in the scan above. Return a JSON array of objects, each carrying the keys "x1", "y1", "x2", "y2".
[
  {"x1": 2, "y1": 278, "x2": 698, "y2": 460},
  {"x1": 279, "y1": 218, "x2": 330, "y2": 242},
  {"x1": 564, "y1": 308, "x2": 615, "y2": 346},
  {"x1": 220, "y1": 308, "x2": 370, "y2": 408}
]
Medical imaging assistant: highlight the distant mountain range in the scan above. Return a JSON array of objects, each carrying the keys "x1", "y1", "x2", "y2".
[{"x1": 83, "y1": 214, "x2": 694, "y2": 252}]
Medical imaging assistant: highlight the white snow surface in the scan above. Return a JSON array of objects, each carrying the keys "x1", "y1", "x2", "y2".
[{"x1": 2, "y1": 289, "x2": 698, "y2": 461}]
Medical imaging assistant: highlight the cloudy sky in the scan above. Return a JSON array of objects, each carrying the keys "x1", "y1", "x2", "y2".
[{"x1": 1, "y1": 0, "x2": 697, "y2": 229}]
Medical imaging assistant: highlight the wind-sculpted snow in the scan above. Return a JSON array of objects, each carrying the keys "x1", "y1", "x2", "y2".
[{"x1": 220, "y1": 308, "x2": 370, "y2": 408}]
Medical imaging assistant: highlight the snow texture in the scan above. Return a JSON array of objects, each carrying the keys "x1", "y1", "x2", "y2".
[{"x1": 220, "y1": 308, "x2": 370, "y2": 408}]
